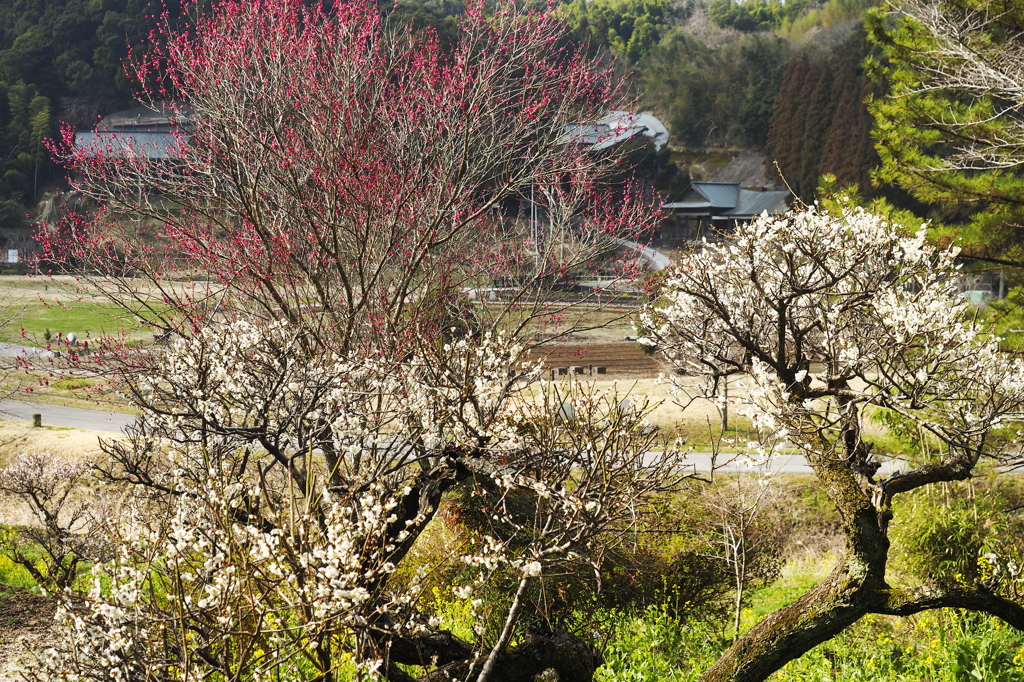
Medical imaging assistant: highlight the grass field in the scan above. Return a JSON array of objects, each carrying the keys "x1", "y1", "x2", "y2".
[
  {"x1": 2, "y1": 301, "x2": 158, "y2": 346},
  {"x1": 0, "y1": 275, "x2": 182, "y2": 348}
]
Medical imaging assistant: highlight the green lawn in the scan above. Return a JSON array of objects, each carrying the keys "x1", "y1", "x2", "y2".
[{"x1": 2, "y1": 301, "x2": 162, "y2": 346}]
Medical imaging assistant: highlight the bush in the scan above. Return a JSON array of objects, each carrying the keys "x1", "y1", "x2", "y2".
[
  {"x1": 889, "y1": 478, "x2": 1023, "y2": 590},
  {"x1": 439, "y1": 482, "x2": 738, "y2": 628}
]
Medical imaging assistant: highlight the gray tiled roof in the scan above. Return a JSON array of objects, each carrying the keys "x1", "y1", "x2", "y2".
[
  {"x1": 662, "y1": 201, "x2": 713, "y2": 210},
  {"x1": 74, "y1": 131, "x2": 187, "y2": 160},
  {"x1": 562, "y1": 111, "x2": 669, "y2": 151},
  {"x1": 562, "y1": 122, "x2": 648, "y2": 150},
  {"x1": 691, "y1": 182, "x2": 740, "y2": 209},
  {"x1": 732, "y1": 190, "x2": 790, "y2": 217},
  {"x1": 97, "y1": 103, "x2": 195, "y2": 132},
  {"x1": 663, "y1": 183, "x2": 790, "y2": 218}
]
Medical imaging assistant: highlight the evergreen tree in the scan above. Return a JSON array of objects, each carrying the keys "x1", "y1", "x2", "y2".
[
  {"x1": 737, "y1": 36, "x2": 786, "y2": 149},
  {"x1": 568, "y1": 0, "x2": 679, "y2": 64},
  {"x1": 820, "y1": 61, "x2": 880, "y2": 193},
  {"x1": 0, "y1": 0, "x2": 161, "y2": 210},
  {"x1": 794, "y1": 61, "x2": 834, "y2": 199},
  {"x1": 766, "y1": 30, "x2": 880, "y2": 202},
  {"x1": 867, "y1": 0, "x2": 1024, "y2": 267},
  {"x1": 0, "y1": 81, "x2": 51, "y2": 219},
  {"x1": 765, "y1": 54, "x2": 810, "y2": 193}
]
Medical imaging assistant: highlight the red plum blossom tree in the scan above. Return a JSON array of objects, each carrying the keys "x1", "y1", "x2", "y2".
[{"x1": 27, "y1": 1, "x2": 677, "y2": 681}]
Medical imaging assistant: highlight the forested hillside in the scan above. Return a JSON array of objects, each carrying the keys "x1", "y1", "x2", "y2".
[
  {"x1": 0, "y1": 0, "x2": 890, "y2": 225},
  {"x1": 567, "y1": 0, "x2": 885, "y2": 202},
  {"x1": 0, "y1": 0, "x2": 165, "y2": 230}
]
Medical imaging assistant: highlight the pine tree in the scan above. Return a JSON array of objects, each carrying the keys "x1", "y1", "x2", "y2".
[{"x1": 867, "y1": 0, "x2": 1024, "y2": 266}]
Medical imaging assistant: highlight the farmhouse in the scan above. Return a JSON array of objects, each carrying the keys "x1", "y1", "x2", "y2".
[
  {"x1": 661, "y1": 181, "x2": 791, "y2": 243},
  {"x1": 73, "y1": 103, "x2": 193, "y2": 160}
]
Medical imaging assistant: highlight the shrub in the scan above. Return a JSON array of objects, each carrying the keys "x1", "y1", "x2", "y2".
[{"x1": 0, "y1": 452, "x2": 96, "y2": 591}]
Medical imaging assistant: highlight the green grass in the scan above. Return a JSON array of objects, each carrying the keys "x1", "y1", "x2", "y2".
[
  {"x1": 3, "y1": 301, "x2": 162, "y2": 346},
  {"x1": 737, "y1": 556, "x2": 833, "y2": 633},
  {"x1": 598, "y1": 607, "x2": 722, "y2": 682},
  {"x1": 594, "y1": 550, "x2": 1024, "y2": 681},
  {"x1": 0, "y1": 553, "x2": 38, "y2": 592},
  {"x1": 49, "y1": 377, "x2": 92, "y2": 391}
]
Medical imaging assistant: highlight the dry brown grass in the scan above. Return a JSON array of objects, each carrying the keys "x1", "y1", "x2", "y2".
[{"x1": 0, "y1": 422, "x2": 106, "y2": 529}]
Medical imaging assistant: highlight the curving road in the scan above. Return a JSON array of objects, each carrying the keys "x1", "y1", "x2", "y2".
[
  {"x1": 0, "y1": 399, "x2": 134, "y2": 433},
  {"x1": 618, "y1": 239, "x2": 672, "y2": 271},
  {"x1": 0, "y1": 400, "x2": 915, "y2": 477}
]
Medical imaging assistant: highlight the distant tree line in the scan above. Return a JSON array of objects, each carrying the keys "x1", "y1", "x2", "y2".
[
  {"x1": 639, "y1": 30, "x2": 788, "y2": 150},
  {"x1": 575, "y1": 0, "x2": 885, "y2": 202},
  {"x1": 569, "y1": 0, "x2": 684, "y2": 63},
  {"x1": 0, "y1": 0, "x2": 161, "y2": 229},
  {"x1": 707, "y1": 0, "x2": 811, "y2": 32}
]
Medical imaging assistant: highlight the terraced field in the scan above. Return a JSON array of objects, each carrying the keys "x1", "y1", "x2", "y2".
[{"x1": 527, "y1": 341, "x2": 664, "y2": 376}]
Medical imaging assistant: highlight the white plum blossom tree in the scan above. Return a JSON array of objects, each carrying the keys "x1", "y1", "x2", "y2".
[
  {"x1": 640, "y1": 203, "x2": 1024, "y2": 682},
  {"x1": 24, "y1": 322, "x2": 686, "y2": 682},
  {"x1": 0, "y1": 452, "x2": 95, "y2": 592}
]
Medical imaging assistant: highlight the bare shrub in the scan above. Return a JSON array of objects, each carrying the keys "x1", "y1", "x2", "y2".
[{"x1": 0, "y1": 452, "x2": 95, "y2": 591}]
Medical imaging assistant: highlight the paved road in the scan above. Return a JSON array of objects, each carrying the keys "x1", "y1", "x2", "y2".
[
  {"x1": 0, "y1": 399, "x2": 134, "y2": 433},
  {"x1": 0, "y1": 400, "x2": 914, "y2": 477},
  {"x1": 0, "y1": 342, "x2": 53, "y2": 358},
  {"x1": 619, "y1": 239, "x2": 672, "y2": 271},
  {"x1": 678, "y1": 451, "x2": 905, "y2": 477}
]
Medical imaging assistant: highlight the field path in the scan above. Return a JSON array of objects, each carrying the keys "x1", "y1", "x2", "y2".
[{"x1": 0, "y1": 399, "x2": 133, "y2": 433}]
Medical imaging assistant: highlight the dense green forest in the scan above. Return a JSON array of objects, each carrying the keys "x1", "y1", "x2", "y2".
[{"x1": 0, "y1": 0, "x2": 162, "y2": 230}]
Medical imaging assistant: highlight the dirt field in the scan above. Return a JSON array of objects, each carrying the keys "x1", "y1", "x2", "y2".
[
  {"x1": 0, "y1": 421, "x2": 106, "y2": 459},
  {"x1": 528, "y1": 340, "x2": 663, "y2": 376},
  {"x1": 528, "y1": 340, "x2": 743, "y2": 432},
  {"x1": 0, "y1": 593, "x2": 56, "y2": 680}
]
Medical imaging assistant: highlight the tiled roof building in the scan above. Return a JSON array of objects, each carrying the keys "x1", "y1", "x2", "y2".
[{"x1": 661, "y1": 181, "x2": 790, "y2": 243}]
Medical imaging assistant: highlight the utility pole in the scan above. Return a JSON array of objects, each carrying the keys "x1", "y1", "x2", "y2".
[{"x1": 721, "y1": 376, "x2": 729, "y2": 433}]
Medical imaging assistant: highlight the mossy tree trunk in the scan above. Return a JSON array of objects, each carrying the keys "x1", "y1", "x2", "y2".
[{"x1": 699, "y1": 427, "x2": 1024, "y2": 682}]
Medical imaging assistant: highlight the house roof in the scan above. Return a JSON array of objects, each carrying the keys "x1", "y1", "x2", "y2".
[
  {"x1": 562, "y1": 110, "x2": 669, "y2": 151},
  {"x1": 97, "y1": 103, "x2": 195, "y2": 132},
  {"x1": 663, "y1": 182, "x2": 789, "y2": 218},
  {"x1": 732, "y1": 189, "x2": 790, "y2": 217},
  {"x1": 75, "y1": 102, "x2": 193, "y2": 160},
  {"x1": 663, "y1": 200, "x2": 713, "y2": 211},
  {"x1": 74, "y1": 131, "x2": 188, "y2": 160},
  {"x1": 562, "y1": 122, "x2": 647, "y2": 150},
  {"x1": 692, "y1": 182, "x2": 739, "y2": 209}
]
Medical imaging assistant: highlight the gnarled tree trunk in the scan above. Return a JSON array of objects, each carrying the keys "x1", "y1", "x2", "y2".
[{"x1": 699, "y1": 439, "x2": 1024, "y2": 682}]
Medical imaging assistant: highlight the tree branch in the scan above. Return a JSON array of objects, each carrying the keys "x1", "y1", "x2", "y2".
[{"x1": 875, "y1": 584, "x2": 1024, "y2": 629}]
